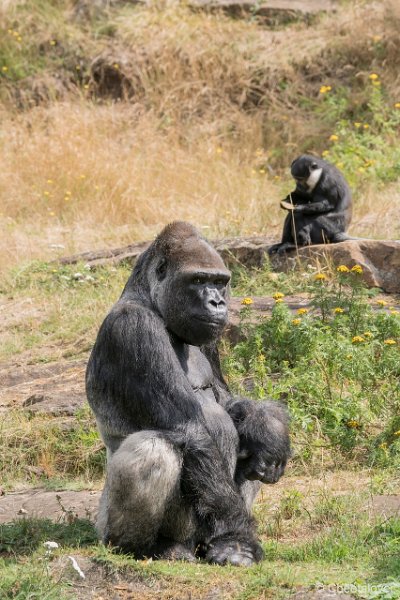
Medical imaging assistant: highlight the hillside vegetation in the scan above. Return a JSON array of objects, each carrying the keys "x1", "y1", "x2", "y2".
[{"x1": 1, "y1": 0, "x2": 400, "y2": 273}]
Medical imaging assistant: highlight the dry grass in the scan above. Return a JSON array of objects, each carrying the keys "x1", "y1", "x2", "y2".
[
  {"x1": 0, "y1": 0, "x2": 400, "y2": 273},
  {"x1": 0, "y1": 102, "x2": 283, "y2": 271}
]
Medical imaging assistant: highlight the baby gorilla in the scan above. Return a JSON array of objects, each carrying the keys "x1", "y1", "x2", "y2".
[
  {"x1": 86, "y1": 222, "x2": 290, "y2": 566},
  {"x1": 269, "y1": 155, "x2": 353, "y2": 255}
]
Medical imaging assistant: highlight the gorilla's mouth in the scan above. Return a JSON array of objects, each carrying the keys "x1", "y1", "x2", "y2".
[{"x1": 192, "y1": 314, "x2": 227, "y2": 327}]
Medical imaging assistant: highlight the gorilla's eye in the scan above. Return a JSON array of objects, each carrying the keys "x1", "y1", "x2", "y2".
[
  {"x1": 156, "y1": 259, "x2": 167, "y2": 280},
  {"x1": 310, "y1": 162, "x2": 318, "y2": 170},
  {"x1": 192, "y1": 276, "x2": 202, "y2": 285}
]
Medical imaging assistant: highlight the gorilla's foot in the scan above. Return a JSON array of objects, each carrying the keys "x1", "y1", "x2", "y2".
[
  {"x1": 153, "y1": 539, "x2": 196, "y2": 562},
  {"x1": 206, "y1": 537, "x2": 263, "y2": 567}
]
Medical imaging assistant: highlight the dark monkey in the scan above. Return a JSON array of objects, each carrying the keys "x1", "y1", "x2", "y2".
[
  {"x1": 86, "y1": 222, "x2": 290, "y2": 566},
  {"x1": 268, "y1": 155, "x2": 353, "y2": 255}
]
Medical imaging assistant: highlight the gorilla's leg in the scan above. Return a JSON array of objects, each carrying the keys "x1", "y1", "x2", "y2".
[
  {"x1": 240, "y1": 480, "x2": 262, "y2": 513},
  {"x1": 97, "y1": 431, "x2": 196, "y2": 560}
]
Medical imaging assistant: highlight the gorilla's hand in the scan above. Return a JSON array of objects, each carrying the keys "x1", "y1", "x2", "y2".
[
  {"x1": 226, "y1": 399, "x2": 290, "y2": 485},
  {"x1": 236, "y1": 443, "x2": 287, "y2": 484}
]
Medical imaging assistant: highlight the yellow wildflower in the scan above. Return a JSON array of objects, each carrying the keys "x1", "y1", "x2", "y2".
[
  {"x1": 351, "y1": 264, "x2": 363, "y2": 274},
  {"x1": 394, "y1": 430, "x2": 400, "y2": 437},
  {"x1": 216, "y1": 147, "x2": 223, "y2": 154},
  {"x1": 379, "y1": 442, "x2": 387, "y2": 450},
  {"x1": 322, "y1": 150, "x2": 330, "y2": 157},
  {"x1": 376, "y1": 300, "x2": 387, "y2": 307},
  {"x1": 363, "y1": 124, "x2": 370, "y2": 129},
  {"x1": 347, "y1": 419, "x2": 359, "y2": 429},
  {"x1": 352, "y1": 336, "x2": 365, "y2": 344},
  {"x1": 346, "y1": 354, "x2": 353, "y2": 360},
  {"x1": 354, "y1": 122, "x2": 362, "y2": 128},
  {"x1": 272, "y1": 292, "x2": 285, "y2": 300},
  {"x1": 369, "y1": 73, "x2": 379, "y2": 80},
  {"x1": 372, "y1": 35, "x2": 381, "y2": 43},
  {"x1": 258, "y1": 354, "x2": 266, "y2": 362},
  {"x1": 336, "y1": 162, "x2": 344, "y2": 169},
  {"x1": 334, "y1": 307, "x2": 344, "y2": 314},
  {"x1": 364, "y1": 332, "x2": 373, "y2": 338},
  {"x1": 337, "y1": 265, "x2": 350, "y2": 273},
  {"x1": 372, "y1": 80, "x2": 381, "y2": 87},
  {"x1": 329, "y1": 134, "x2": 339, "y2": 142},
  {"x1": 113, "y1": 63, "x2": 120, "y2": 70},
  {"x1": 292, "y1": 319, "x2": 301, "y2": 326},
  {"x1": 259, "y1": 169, "x2": 266, "y2": 174},
  {"x1": 297, "y1": 308, "x2": 308, "y2": 315},
  {"x1": 390, "y1": 310, "x2": 399, "y2": 315},
  {"x1": 319, "y1": 85, "x2": 332, "y2": 94},
  {"x1": 43, "y1": 191, "x2": 50, "y2": 196},
  {"x1": 50, "y1": 40, "x2": 56, "y2": 46},
  {"x1": 241, "y1": 297, "x2": 253, "y2": 306},
  {"x1": 275, "y1": 298, "x2": 283, "y2": 303},
  {"x1": 315, "y1": 273, "x2": 327, "y2": 281},
  {"x1": 395, "y1": 103, "x2": 400, "y2": 109},
  {"x1": 384, "y1": 339, "x2": 396, "y2": 345},
  {"x1": 2, "y1": 66, "x2": 8, "y2": 72}
]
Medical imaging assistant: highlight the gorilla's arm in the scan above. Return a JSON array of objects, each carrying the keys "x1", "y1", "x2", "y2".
[
  {"x1": 226, "y1": 399, "x2": 290, "y2": 484},
  {"x1": 87, "y1": 303, "x2": 259, "y2": 546},
  {"x1": 202, "y1": 344, "x2": 290, "y2": 484}
]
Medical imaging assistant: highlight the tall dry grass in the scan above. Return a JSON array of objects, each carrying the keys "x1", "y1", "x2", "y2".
[
  {"x1": 1, "y1": 0, "x2": 400, "y2": 273},
  {"x1": 0, "y1": 102, "x2": 284, "y2": 271}
]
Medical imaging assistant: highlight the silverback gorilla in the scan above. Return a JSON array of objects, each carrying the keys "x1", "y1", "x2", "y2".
[
  {"x1": 86, "y1": 222, "x2": 290, "y2": 566},
  {"x1": 268, "y1": 155, "x2": 353, "y2": 255}
]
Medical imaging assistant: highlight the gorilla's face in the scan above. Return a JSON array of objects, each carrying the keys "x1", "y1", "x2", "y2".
[{"x1": 153, "y1": 241, "x2": 231, "y2": 346}]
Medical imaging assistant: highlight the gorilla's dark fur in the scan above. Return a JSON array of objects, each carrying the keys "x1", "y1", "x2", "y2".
[
  {"x1": 86, "y1": 222, "x2": 290, "y2": 566},
  {"x1": 269, "y1": 155, "x2": 353, "y2": 255}
]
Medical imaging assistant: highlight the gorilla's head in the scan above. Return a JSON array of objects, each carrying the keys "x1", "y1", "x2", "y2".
[{"x1": 129, "y1": 222, "x2": 231, "y2": 346}]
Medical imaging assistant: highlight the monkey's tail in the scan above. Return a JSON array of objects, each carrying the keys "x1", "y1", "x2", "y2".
[{"x1": 332, "y1": 233, "x2": 367, "y2": 242}]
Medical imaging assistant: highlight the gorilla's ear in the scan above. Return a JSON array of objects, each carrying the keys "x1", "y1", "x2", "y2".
[{"x1": 156, "y1": 258, "x2": 168, "y2": 281}]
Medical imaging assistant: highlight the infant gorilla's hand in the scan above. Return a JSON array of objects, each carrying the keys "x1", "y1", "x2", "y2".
[{"x1": 236, "y1": 450, "x2": 287, "y2": 484}]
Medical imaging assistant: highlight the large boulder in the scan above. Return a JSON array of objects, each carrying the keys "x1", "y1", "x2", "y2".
[
  {"x1": 58, "y1": 238, "x2": 400, "y2": 293},
  {"x1": 270, "y1": 240, "x2": 400, "y2": 294}
]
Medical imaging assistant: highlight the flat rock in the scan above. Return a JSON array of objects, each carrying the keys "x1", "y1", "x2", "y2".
[
  {"x1": 190, "y1": 0, "x2": 335, "y2": 20},
  {"x1": 270, "y1": 240, "x2": 400, "y2": 293},
  {"x1": 0, "y1": 359, "x2": 87, "y2": 415},
  {"x1": 0, "y1": 490, "x2": 100, "y2": 524},
  {"x1": 58, "y1": 237, "x2": 400, "y2": 293},
  {"x1": 291, "y1": 590, "x2": 355, "y2": 600}
]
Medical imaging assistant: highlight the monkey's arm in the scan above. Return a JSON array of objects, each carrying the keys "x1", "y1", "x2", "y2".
[
  {"x1": 282, "y1": 196, "x2": 335, "y2": 214},
  {"x1": 226, "y1": 398, "x2": 290, "y2": 484}
]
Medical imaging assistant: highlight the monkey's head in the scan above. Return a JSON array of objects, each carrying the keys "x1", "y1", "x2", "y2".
[
  {"x1": 132, "y1": 222, "x2": 231, "y2": 346},
  {"x1": 290, "y1": 155, "x2": 324, "y2": 192}
]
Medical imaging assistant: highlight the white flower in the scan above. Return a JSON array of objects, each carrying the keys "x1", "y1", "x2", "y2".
[{"x1": 43, "y1": 541, "x2": 59, "y2": 550}]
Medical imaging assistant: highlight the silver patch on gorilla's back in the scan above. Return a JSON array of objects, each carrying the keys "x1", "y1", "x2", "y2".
[{"x1": 306, "y1": 167, "x2": 323, "y2": 191}]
